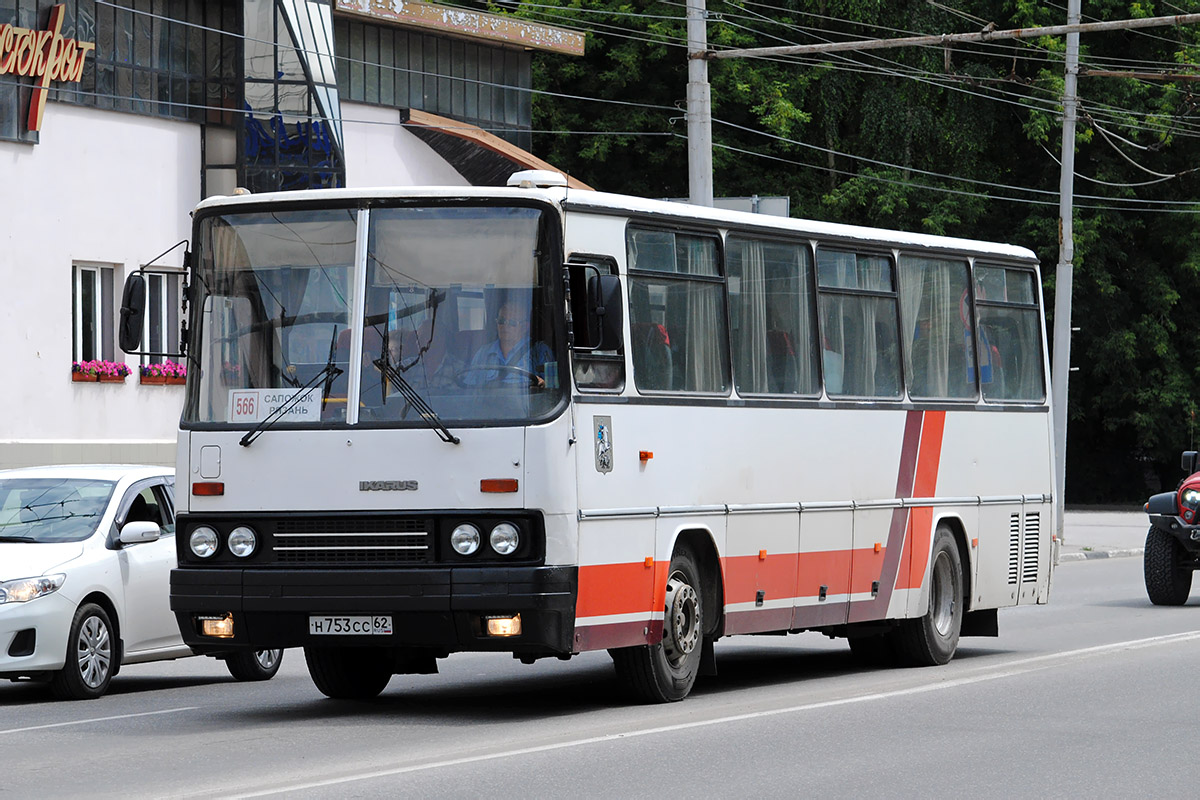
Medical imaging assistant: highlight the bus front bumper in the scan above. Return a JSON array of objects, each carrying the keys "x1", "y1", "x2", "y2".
[{"x1": 171, "y1": 566, "x2": 577, "y2": 657}]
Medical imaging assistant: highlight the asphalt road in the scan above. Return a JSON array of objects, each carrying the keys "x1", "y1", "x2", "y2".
[{"x1": 4, "y1": 555, "x2": 1198, "y2": 799}]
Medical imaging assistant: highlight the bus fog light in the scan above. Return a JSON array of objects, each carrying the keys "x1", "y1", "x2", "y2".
[
  {"x1": 489, "y1": 523, "x2": 520, "y2": 555},
  {"x1": 228, "y1": 526, "x2": 258, "y2": 558},
  {"x1": 199, "y1": 614, "x2": 234, "y2": 638},
  {"x1": 189, "y1": 526, "x2": 219, "y2": 558},
  {"x1": 485, "y1": 615, "x2": 521, "y2": 637},
  {"x1": 451, "y1": 524, "x2": 481, "y2": 555}
]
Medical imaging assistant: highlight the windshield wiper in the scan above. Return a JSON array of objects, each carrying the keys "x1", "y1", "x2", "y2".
[
  {"x1": 376, "y1": 358, "x2": 460, "y2": 445},
  {"x1": 240, "y1": 363, "x2": 342, "y2": 447}
]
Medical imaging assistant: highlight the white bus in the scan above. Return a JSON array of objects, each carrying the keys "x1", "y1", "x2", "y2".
[{"x1": 122, "y1": 171, "x2": 1054, "y2": 703}]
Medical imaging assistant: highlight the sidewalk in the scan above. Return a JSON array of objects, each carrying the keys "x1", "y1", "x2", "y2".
[{"x1": 1058, "y1": 509, "x2": 1148, "y2": 562}]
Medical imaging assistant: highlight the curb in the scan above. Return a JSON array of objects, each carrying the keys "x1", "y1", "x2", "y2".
[{"x1": 1058, "y1": 547, "x2": 1144, "y2": 562}]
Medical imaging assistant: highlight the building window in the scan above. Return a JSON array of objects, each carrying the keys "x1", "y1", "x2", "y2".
[
  {"x1": 142, "y1": 271, "x2": 182, "y2": 365},
  {"x1": 72, "y1": 263, "x2": 114, "y2": 361}
]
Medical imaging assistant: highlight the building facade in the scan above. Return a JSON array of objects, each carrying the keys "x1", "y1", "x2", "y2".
[{"x1": 0, "y1": 0, "x2": 582, "y2": 468}]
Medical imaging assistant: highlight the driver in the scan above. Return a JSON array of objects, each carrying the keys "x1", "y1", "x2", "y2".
[{"x1": 465, "y1": 298, "x2": 553, "y2": 386}]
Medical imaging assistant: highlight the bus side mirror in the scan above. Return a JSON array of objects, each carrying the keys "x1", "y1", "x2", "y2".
[
  {"x1": 588, "y1": 273, "x2": 623, "y2": 352},
  {"x1": 118, "y1": 273, "x2": 146, "y2": 353}
]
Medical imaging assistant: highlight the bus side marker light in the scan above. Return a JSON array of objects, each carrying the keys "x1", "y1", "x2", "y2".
[
  {"x1": 485, "y1": 615, "x2": 522, "y2": 637},
  {"x1": 193, "y1": 482, "x2": 224, "y2": 496},
  {"x1": 759, "y1": 549, "x2": 767, "y2": 561},
  {"x1": 198, "y1": 613, "x2": 234, "y2": 638},
  {"x1": 972, "y1": 538, "x2": 979, "y2": 548},
  {"x1": 639, "y1": 451, "x2": 653, "y2": 462},
  {"x1": 874, "y1": 542, "x2": 881, "y2": 554},
  {"x1": 481, "y1": 479, "x2": 518, "y2": 493},
  {"x1": 645, "y1": 556, "x2": 654, "y2": 568}
]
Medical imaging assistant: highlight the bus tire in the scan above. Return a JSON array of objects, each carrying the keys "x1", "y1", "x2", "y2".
[
  {"x1": 1144, "y1": 526, "x2": 1193, "y2": 606},
  {"x1": 610, "y1": 548, "x2": 704, "y2": 703},
  {"x1": 304, "y1": 646, "x2": 391, "y2": 699},
  {"x1": 225, "y1": 649, "x2": 284, "y2": 681},
  {"x1": 890, "y1": 525, "x2": 963, "y2": 667}
]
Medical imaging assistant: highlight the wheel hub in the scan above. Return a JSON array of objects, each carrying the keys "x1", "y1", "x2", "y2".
[{"x1": 663, "y1": 575, "x2": 700, "y2": 664}]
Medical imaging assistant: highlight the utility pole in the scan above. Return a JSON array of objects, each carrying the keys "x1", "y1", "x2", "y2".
[
  {"x1": 686, "y1": 0, "x2": 713, "y2": 207},
  {"x1": 695, "y1": 8, "x2": 1200, "y2": 547},
  {"x1": 1052, "y1": 0, "x2": 1081, "y2": 546}
]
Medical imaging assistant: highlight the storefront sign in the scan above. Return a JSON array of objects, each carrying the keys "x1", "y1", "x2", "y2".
[{"x1": 0, "y1": 5, "x2": 96, "y2": 133}]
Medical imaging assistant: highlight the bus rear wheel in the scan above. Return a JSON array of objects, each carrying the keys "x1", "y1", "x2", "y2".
[
  {"x1": 611, "y1": 549, "x2": 704, "y2": 703},
  {"x1": 304, "y1": 646, "x2": 392, "y2": 699},
  {"x1": 890, "y1": 525, "x2": 963, "y2": 667}
]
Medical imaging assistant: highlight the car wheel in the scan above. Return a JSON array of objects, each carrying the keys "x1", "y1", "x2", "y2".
[
  {"x1": 890, "y1": 525, "x2": 964, "y2": 667},
  {"x1": 610, "y1": 548, "x2": 704, "y2": 703},
  {"x1": 304, "y1": 646, "x2": 391, "y2": 699},
  {"x1": 225, "y1": 649, "x2": 284, "y2": 681},
  {"x1": 1144, "y1": 526, "x2": 1193, "y2": 605},
  {"x1": 49, "y1": 603, "x2": 115, "y2": 700}
]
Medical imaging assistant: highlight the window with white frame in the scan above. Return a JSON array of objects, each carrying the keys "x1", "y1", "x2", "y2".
[
  {"x1": 142, "y1": 271, "x2": 183, "y2": 365},
  {"x1": 72, "y1": 264, "x2": 115, "y2": 362}
]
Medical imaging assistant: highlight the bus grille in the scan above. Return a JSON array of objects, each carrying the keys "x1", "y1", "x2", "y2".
[{"x1": 271, "y1": 518, "x2": 431, "y2": 565}]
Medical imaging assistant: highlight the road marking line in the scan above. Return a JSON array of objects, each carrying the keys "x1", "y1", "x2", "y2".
[
  {"x1": 231, "y1": 630, "x2": 1200, "y2": 798},
  {"x1": 0, "y1": 706, "x2": 198, "y2": 735}
]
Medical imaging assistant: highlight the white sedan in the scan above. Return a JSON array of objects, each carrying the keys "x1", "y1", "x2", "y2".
[{"x1": 0, "y1": 464, "x2": 282, "y2": 699}]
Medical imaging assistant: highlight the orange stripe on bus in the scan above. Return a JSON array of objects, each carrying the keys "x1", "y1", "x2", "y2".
[
  {"x1": 721, "y1": 553, "x2": 798, "y2": 604},
  {"x1": 898, "y1": 410, "x2": 946, "y2": 590},
  {"x1": 576, "y1": 562, "x2": 657, "y2": 618}
]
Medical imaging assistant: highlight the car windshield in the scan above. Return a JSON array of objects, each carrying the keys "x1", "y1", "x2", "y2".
[
  {"x1": 0, "y1": 478, "x2": 115, "y2": 543},
  {"x1": 187, "y1": 204, "x2": 562, "y2": 427}
]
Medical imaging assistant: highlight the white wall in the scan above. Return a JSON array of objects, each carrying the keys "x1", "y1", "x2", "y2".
[
  {"x1": 341, "y1": 102, "x2": 468, "y2": 188},
  {"x1": 0, "y1": 103, "x2": 199, "y2": 467}
]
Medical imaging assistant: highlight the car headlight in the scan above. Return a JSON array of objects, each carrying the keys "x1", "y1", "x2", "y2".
[
  {"x1": 0, "y1": 574, "x2": 65, "y2": 604},
  {"x1": 450, "y1": 523, "x2": 481, "y2": 555},
  {"x1": 489, "y1": 523, "x2": 520, "y2": 555},
  {"x1": 227, "y1": 526, "x2": 258, "y2": 558},
  {"x1": 189, "y1": 526, "x2": 220, "y2": 558}
]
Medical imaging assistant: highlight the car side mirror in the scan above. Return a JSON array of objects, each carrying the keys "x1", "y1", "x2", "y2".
[
  {"x1": 119, "y1": 520, "x2": 161, "y2": 545},
  {"x1": 119, "y1": 273, "x2": 146, "y2": 353}
]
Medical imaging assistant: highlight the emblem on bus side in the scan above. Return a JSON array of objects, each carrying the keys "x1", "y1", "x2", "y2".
[
  {"x1": 594, "y1": 416, "x2": 613, "y2": 474},
  {"x1": 359, "y1": 480, "x2": 419, "y2": 491}
]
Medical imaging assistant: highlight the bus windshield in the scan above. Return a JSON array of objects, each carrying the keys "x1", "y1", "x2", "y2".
[{"x1": 187, "y1": 204, "x2": 562, "y2": 427}]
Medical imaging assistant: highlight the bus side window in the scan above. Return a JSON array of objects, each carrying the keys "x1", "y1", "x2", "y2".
[{"x1": 570, "y1": 255, "x2": 626, "y2": 392}]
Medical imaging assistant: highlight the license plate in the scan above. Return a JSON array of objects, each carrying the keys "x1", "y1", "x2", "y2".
[{"x1": 308, "y1": 615, "x2": 393, "y2": 635}]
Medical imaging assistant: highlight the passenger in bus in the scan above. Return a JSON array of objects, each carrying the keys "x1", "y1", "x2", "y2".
[{"x1": 464, "y1": 299, "x2": 554, "y2": 387}]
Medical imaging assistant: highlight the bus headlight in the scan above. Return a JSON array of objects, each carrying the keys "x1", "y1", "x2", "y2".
[
  {"x1": 451, "y1": 523, "x2": 481, "y2": 555},
  {"x1": 228, "y1": 526, "x2": 258, "y2": 558},
  {"x1": 189, "y1": 526, "x2": 220, "y2": 558},
  {"x1": 489, "y1": 523, "x2": 520, "y2": 555}
]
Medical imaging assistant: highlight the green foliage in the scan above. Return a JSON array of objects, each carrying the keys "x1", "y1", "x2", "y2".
[{"x1": 516, "y1": 0, "x2": 1200, "y2": 502}]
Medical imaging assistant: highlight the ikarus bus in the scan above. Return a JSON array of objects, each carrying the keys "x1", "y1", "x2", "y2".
[{"x1": 120, "y1": 170, "x2": 1055, "y2": 703}]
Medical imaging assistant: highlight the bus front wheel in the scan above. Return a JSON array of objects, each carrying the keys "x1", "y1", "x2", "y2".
[
  {"x1": 610, "y1": 548, "x2": 704, "y2": 703},
  {"x1": 890, "y1": 525, "x2": 963, "y2": 666},
  {"x1": 304, "y1": 646, "x2": 391, "y2": 699}
]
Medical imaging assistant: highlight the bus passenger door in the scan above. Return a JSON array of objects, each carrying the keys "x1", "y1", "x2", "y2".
[{"x1": 793, "y1": 509, "x2": 852, "y2": 627}]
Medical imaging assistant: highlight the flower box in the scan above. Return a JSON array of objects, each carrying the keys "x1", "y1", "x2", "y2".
[
  {"x1": 140, "y1": 360, "x2": 187, "y2": 385},
  {"x1": 73, "y1": 360, "x2": 130, "y2": 383}
]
